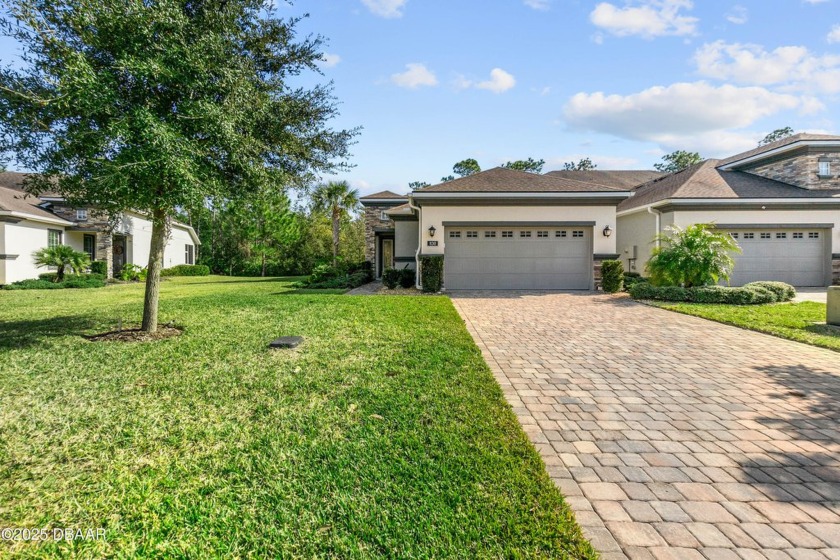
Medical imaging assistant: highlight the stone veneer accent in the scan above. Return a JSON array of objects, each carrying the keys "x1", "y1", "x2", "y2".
[
  {"x1": 97, "y1": 232, "x2": 114, "y2": 279},
  {"x1": 744, "y1": 150, "x2": 840, "y2": 190},
  {"x1": 833, "y1": 255, "x2": 840, "y2": 286},
  {"x1": 363, "y1": 205, "x2": 397, "y2": 262}
]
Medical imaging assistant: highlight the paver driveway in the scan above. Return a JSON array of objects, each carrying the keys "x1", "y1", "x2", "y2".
[{"x1": 451, "y1": 292, "x2": 840, "y2": 560}]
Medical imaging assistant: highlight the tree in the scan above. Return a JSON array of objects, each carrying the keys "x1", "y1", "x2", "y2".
[
  {"x1": 759, "y1": 127, "x2": 794, "y2": 146},
  {"x1": 452, "y1": 158, "x2": 481, "y2": 177},
  {"x1": 0, "y1": 0, "x2": 356, "y2": 332},
  {"x1": 646, "y1": 224, "x2": 741, "y2": 288},
  {"x1": 33, "y1": 245, "x2": 90, "y2": 281},
  {"x1": 563, "y1": 157, "x2": 597, "y2": 171},
  {"x1": 653, "y1": 151, "x2": 703, "y2": 173},
  {"x1": 440, "y1": 175, "x2": 456, "y2": 182},
  {"x1": 502, "y1": 158, "x2": 545, "y2": 174},
  {"x1": 409, "y1": 181, "x2": 429, "y2": 190},
  {"x1": 310, "y1": 181, "x2": 360, "y2": 267}
]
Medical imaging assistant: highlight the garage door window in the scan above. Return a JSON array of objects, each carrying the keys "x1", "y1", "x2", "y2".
[
  {"x1": 730, "y1": 232, "x2": 739, "y2": 239},
  {"x1": 484, "y1": 231, "x2": 496, "y2": 238},
  {"x1": 537, "y1": 231, "x2": 549, "y2": 238},
  {"x1": 776, "y1": 233, "x2": 787, "y2": 239},
  {"x1": 449, "y1": 231, "x2": 461, "y2": 238},
  {"x1": 573, "y1": 231, "x2": 584, "y2": 238},
  {"x1": 520, "y1": 231, "x2": 531, "y2": 238},
  {"x1": 809, "y1": 232, "x2": 820, "y2": 239},
  {"x1": 761, "y1": 233, "x2": 771, "y2": 239},
  {"x1": 502, "y1": 231, "x2": 513, "y2": 238},
  {"x1": 556, "y1": 231, "x2": 567, "y2": 238},
  {"x1": 744, "y1": 233, "x2": 754, "y2": 239},
  {"x1": 466, "y1": 231, "x2": 478, "y2": 238}
]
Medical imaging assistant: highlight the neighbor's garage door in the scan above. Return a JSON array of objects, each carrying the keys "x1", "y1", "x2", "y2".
[
  {"x1": 725, "y1": 228, "x2": 828, "y2": 287},
  {"x1": 444, "y1": 226, "x2": 591, "y2": 290}
]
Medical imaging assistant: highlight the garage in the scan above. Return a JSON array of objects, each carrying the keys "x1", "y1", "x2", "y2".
[
  {"x1": 443, "y1": 225, "x2": 592, "y2": 290},
  {"x1": 724, "y1": 227, "x2": 829, "y2": 287}
]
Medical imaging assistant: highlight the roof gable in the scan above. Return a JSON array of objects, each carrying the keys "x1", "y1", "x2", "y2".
[
  {"x1": 415, "y1": 167, "x2": 629, "y2": 193},
  {"x1": 718, "y1": 133, "x2": 840, "y2": 168},
  {"x1": 359, "y1": 190, "x2": 407, "y2": 200}
]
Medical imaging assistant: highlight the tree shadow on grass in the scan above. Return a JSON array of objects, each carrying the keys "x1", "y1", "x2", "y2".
[{"x1": 0, "y1": 315, "x2": 96, "y2": 350}]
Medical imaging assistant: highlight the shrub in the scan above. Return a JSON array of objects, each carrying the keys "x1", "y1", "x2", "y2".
[
  {"x1": 600, "y1": 260, "x2": 623, "y2": 293},
  {"x1": 305, "y1": 271, "x2": 370, "y2": 290},
  {"x1": 62, "y1": 277, "x2": 107, "y2": 289},
  {"x1": 743, "y1": 281, "x2": 796, "y2": 302},
  {"x1": 646, "y1": 224, "x2": 741, "y2": 288},
  {"x1": 398, "y1": 267, "x2": 416, "y2": 289},
  {"x1": 32, "y1": 245, "x2": 91, "y2": 281},
  {"x1": 623, "y1": 272, "x2": 646, "y2": 291},
  {"x1": 382, "y1": 268, "x2": 400, "y2": 289},
  {"x1": 89, "y1": 260, "x2": 108, "y2": 276},
  {"x1": 39, "y1": 272, "x2": 105, "y2": 282},
  {"x1": 346, "y1": 260, "x2": 373, "y2": 282},
  {"x1": 3, "y1": 276, "x2": 105, "y2": 290},
  {"x1": 420, "y1": 255, "x2": 444, "y2": 293},
  {"x1": 629, "y1": 282, "x2": 781, "y2": 305},
  {"x1": 160, "y1": 264, "x2": 211, "y2": 277},
  {"x1": 308, "y1": 264, "x2": 342, "y2": 285},
  {"x1": 118, "y1": 263, "x2": 145, "y2": 282}
]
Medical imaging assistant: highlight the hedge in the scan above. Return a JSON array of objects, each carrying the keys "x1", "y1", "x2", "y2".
[
  {"x1": 600, "y1": 260, "x2": 623, "y2": 293},
  {"x1": 161, "y1": 264, "x2": 211, "y2": 277},
  {"x1": 398, "y1": 267, "x2": 416, "y2": 289},
  {"x1": 382, "y1": 268, "x2": 400, "y2": 289},
  {"x1": 3, "y1": 276, "x2": 106, "y2": 290},
  {"x1": 628, "y1": 281, "x2": 796, "y2": 305},
  {"x1": 420, "y1": 255, "x2": 444, "y2": 293}
]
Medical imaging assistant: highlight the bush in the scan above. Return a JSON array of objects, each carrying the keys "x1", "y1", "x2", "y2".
[
  {"x1": 305, "y1": 271, "x2": 370, "y2": 290},
  {"x1": 398, "y1": 267, "x2": 416, "y2": 289},
  {"x1": 346, "y1": 260, "x2": 373, "y2": 282},
  {"x1": 382, "y1": 268, "x2": 400, "y2": 289},
  {"x1": 623, "y1": 272, "x2": 646, "y2": 291},
  {"x1": 119, "y1": 263, "x2": 146, "y2": 282},
  {"x1": 39, "y1": 272, "x2": 105, "y2": 282},
  {"x1": 744, "y1": 281, "x2": 796, "y2": 302},
  {"x1": 308, "y1": 264, "x2": 342, "y2": 285},
  {"x1": 600, "y1": 260, "x2": 623, "y2": 293},
  {"x1": 89, "y1": 260, "x2": 108, "y2": 276},
  {"x1": 3, "y1": 276, "x2": 106, "y2": 290},
  {"x1": 629, "y1": 282, "x2": 782, "y2": 305},
  {"x1": 646, "y1": 224, "x2": 740, "y2": 288},
  {"x1": 160, "y1": 264, "x2": 211, "y2": 277},
  {"x1": 420, "y1": 255, "x2": 444, "y2": 293}
]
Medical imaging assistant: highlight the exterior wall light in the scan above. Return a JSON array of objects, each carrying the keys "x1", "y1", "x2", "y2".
[
  {"x1": 428, "y1": 225, "x2": 436, "y2": 237},
  {"x1": 602, "y1": 225, "x2": 613, "y2": 237}
]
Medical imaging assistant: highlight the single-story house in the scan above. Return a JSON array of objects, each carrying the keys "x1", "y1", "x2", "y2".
[
  {"x1": 0, "y1": 172, "x2": 200, "y2": 285},
  {"x1": 361, "y1": 133, "x2": 840, "y2": 290}
]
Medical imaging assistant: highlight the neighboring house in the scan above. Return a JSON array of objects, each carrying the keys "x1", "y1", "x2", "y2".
[
  {"x1": 617, "y1": 134, "x2": 840, "y2": 287},
  {"x1": 0, "y1": 172, "x2": 200, "y2": 285},
  {"x1": 361, "y1": 167, "x2": 642, "y2": 290}
]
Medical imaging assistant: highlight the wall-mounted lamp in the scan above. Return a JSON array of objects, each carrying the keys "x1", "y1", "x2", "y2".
[
  {"x1": 602, "y1": 225, "x2": 613, "y2": 238},
  {"x1": 428, "y1": 225, "x2": 437, "y2": 237}
]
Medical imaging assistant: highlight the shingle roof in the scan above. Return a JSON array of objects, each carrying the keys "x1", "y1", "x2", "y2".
[
  {"x1": 416, "y1": 167, "x2": 630, "y2": 193},
  {"x1": 619, "y1": 159, "x2": 840, "y2": 212},
  {"x1": 0, "y1": 183, "x2": 67, "y2": 221},
  {"x1": 717, "y1": 133, "x2": 840, "y2": 167},
  {"x1": 545, "y1": 170, "x2": 663, "y2": 189},
  {"x1": 359, "y1": 190, "x2": 407, "y2": 200}
]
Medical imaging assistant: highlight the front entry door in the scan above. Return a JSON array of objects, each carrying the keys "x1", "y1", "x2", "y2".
[
  {"x1": 113, "y1": 235, "x2": 126, "y2": 277},
  {"x1": 382, "y1": 238, "x2": 394, "y2": 272}
]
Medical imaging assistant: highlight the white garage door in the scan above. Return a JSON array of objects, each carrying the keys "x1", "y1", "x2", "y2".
[
  {"x1": 444, "y1": 226, "x2": 592, "y2": 290},
  {"x1": 726, "y1": 228, "x2": 828, "y2": 287}
]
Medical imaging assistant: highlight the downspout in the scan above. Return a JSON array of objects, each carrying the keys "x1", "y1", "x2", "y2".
[
  {"x1": 648, "y1": 206, "x2": 662, "y2": 249},
  {"x1": 407, "y1": 195, "x2": 422, "y2": 289}
]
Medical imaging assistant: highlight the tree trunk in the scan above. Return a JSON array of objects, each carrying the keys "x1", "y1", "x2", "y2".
[
  {"x1": 141, "y1": 208, "x2": 171, "y2": 333},
  {"x1": 332, "y1": 207, "x2": 340, "y2": 267},
  {"x1": 261, "y1": 249, "x2": 266, "y2": 277}
]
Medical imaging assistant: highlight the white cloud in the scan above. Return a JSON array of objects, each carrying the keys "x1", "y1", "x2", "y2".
[
  {"x1": 726, "y1": 5, "x2": 748, "y2": 24},
  {"x1": 563, "y1": 81, "x2": 814, "y2": 155},
  {"x1": 361, "y1": 0, "x2": 406, "y2": 18},
  {"x1": 828, "y1": 24, "x2": 840, "y2": 43},
  {"x1": 548, "y1": 155, "x2": 640, "y2": 169},
  {"x1": 390, "y1": 63, "x2": 438, "y2": 89},
  {"x1": 694, "y1": 41, "x2": 840, "y2": 94},
  {"x1": 803, "y1": 0, "x2": 829, "y2": 4},
  {"x1": 590, "y1": 0, "x2": 698, "y2": 39},
  {"x1": 524, "y1": 0, "x2": 551, "y2": 10},
  {"x1": 320, "y1": 53, "x2": 341, "y2": 68},
  {"x1": 475, "y1": 68, "x2": 516, "y2": 94}
]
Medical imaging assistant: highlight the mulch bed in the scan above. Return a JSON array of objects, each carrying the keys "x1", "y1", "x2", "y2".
[{"x1": 85, "y1": 326, "x2": 183, "y2": 343}]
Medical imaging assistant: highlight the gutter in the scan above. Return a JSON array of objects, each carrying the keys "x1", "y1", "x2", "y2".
[
  {"x1": 410, "y1": 191, "x2": 633, "y2": 200},
  {"x1": 407, "y1": 195, "x2": 422, "y2": 290},
  {"x1": 0, "y1": 210, "x2": 75, "y2": 226}
]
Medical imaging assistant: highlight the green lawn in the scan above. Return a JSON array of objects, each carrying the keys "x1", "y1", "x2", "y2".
[
  {"x1": 0, "y1": 277, "x2": 594, "y2": 559},
  {"x1": 656, "y1": 300, "x2": 840, "y2": 352}
]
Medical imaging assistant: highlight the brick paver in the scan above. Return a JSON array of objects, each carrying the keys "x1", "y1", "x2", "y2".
[{"x1": 451, "y1": 292, "x2": 840, "y2": 559}]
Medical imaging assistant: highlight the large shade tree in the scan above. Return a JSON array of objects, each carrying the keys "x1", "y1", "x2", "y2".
[
  {"x1": 0, "y1": 0, "x2": 356, "y2": 331},
  {"x1": 310, "y1": 180, "x2": 360, "y2": 267}
]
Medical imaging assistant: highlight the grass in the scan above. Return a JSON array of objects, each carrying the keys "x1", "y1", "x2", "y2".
[
  {"x1": 0, "y1": 276, "x2": 594, "y2": 559},
  {"x1": 655, "y1": 300, "x2": 840, "y2": 352}
]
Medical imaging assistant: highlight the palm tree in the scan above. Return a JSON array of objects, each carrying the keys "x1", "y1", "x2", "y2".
[
  {"x1": 311, "y1": 181, "x2": 360, "y2": 267},
  {"x1": 33, "y1": 245, "x2": 91, "y2": 281}
]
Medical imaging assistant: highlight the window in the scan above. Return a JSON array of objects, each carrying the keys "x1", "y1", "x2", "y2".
[
  {"x1": 776, "y1": 232, "x2": 787, "y2": 239},
  {"x1": 819, "y1": 161, "x2": 831, "y2": 177},
  {"x1": 760, "y1": 232, "x2": 771, "y2": 239},
  {"x1": 47, "y1": 229, "x2": 62, "y2": 247},
  {"x1": 572, "y1": 230, "x2": 584, "y2": 238},
  {"x1": 484, "y1": 231, "x2": 496, "y2": 238},
  {"x1": 502, "y1": 231, "x2": 513, "y2": 238},
  {"x1": 809, "y1": 232, "x2": 820, "y2": 239},
  {"x1": 793, "y1": 232, "x2": 804, "y2": 239},
  {"x1": 76, "y1": 209, "x2": 88, "y2": 221},
  {"x1": 556, "y1": 231, "x2": 567, "y2": 238},
  {"x1": 537, "y1": 231, "x2": 549, "y2": 238},
  {"x1": 519, "y1": 231, "x2": 532, "y2": 238},
  {"x1": 743, "y1": 232, "x2": 755, "y2": 239},
  {"x1": 83, "y1": 234, "x2": 96, "y2": 260},
  {"x1": 466, "y1": 231, "x2": 478, "y2": 238},
  {"x1": 449, "y1": 231, "x2": 461, "y2": 238},
  {"x1": 185, "y1": 244, "x2": 194, "y2": 265},
  {"x1": 380, "y1": 211, "x2": 391, "y2": 221},
  {"x1": 730, "y1": 232, "x2": 739, "y2": 239}
]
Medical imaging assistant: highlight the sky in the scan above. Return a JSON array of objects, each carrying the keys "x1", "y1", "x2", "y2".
[{"x1": 3, "y1": 0, "x2": 840, "y2": 196}]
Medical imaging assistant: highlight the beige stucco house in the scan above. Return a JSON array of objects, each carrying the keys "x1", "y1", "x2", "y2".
[
  {"x1": 0, "y1": 172, "x2": 200, "y2": 285},
  {"x1": 362, "y1": 133, "x2": 840, "y2": 290}
]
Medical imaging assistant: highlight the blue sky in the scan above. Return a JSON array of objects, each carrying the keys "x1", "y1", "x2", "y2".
[{"x1": 3, "y1": 0, "x2": 840, "y2": 196}]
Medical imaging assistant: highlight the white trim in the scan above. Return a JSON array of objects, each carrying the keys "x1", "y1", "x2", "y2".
[
  {"x1": 718, "y1": 140, "x2": 840, "y2": 170},
  {"x1": 617, "y1": 197, "x2": 840, "y2": 217},
  {"x1": 410, "y1": 191, "x2": 632, "y2": 200},
  {"x1": 0, "y1": 210, "x2": 74, "y2": 226},
  {"x1": 360, "y1": 198, "x2": 408, "y2": 204}
]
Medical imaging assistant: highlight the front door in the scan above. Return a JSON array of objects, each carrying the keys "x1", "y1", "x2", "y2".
[
  {"x1": 113, "y1": 235, "x2": 126, "y2": 277},
  {"x1": 382, "y1": 238, "x2": 394, "y2": 272}
]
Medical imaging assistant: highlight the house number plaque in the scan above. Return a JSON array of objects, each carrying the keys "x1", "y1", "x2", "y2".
[{"x1": 427, "y1": 240, "x2": 438, "y2": 247}]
